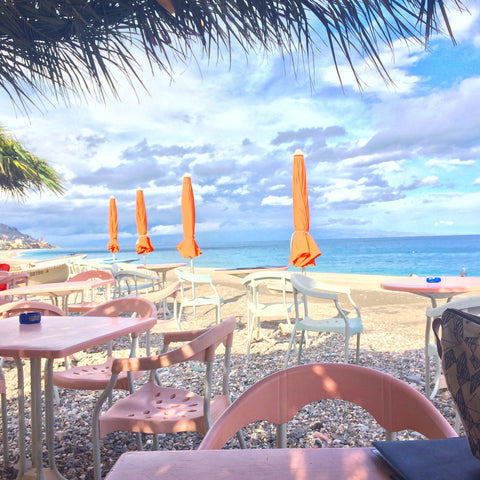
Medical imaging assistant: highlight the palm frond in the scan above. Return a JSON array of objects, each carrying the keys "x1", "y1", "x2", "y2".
[
  {"x1": 0, "y1": 127, "x2": 65, "y2": 199},
  {"x1": 0, "y1": 0, "x2": 467, "y2": 111}
]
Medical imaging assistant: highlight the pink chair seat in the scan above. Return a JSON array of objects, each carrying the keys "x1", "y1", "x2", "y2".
[
  {"x1": 52, "y1": 357, "x2": 144, "y2": 391},
  {"x1": 99, "y1": 381, "x2": 229, "y2": 437}
]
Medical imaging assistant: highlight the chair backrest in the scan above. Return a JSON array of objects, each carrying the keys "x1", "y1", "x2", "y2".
[
  {"x1": 176, "y1": 268, "x2": 214, "y2": 285},
  {"x1": 68, "y1": 270, "x2": 113, "y2": 282},
  {"x1": 199, "y1": 363, "x2": 457, "y2": 449},
  {"x1": 242, "y1": 271, "x2": 293, "y2": 306},
  {"x1": 0, "y1": 264, "x2": 10, "y2": 272},
  {"x1": 0, "y1": 300, "x2": 64, "y2": 319},
  {"x1": 82, "y1": 297, "x2": 157, "y2": 319},
  {"x1": 111, "y1": 316, "x2": 236, "y2": 373},
  {"x1": 427, "y1": 296, "x2": 480, "y2": 318},
  {"x1": 175, "y1": 268, "x2": 219, "y2": 300}
]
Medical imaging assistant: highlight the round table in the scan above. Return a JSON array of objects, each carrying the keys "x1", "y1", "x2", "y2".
[{"x1": 381, "y1": 276, "x2": 480, "y2": 398}]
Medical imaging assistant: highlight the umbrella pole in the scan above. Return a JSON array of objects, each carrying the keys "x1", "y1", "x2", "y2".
[
  {"x1": 190, "y1": 258, "x2": 196, "y2": 316},
  {"x1": 143, "y1": 254, "x2": 146, "y2": 266},
  {"x1": 112, "y1": 253, "x2": 116, "y2": 262},
  {"x1": 302, "y1": 267, "x2": 306, "y2": 275}
]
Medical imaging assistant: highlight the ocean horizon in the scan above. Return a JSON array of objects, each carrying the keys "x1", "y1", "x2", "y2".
[{"x1": 16, "y1": 234, "x2": 480, "y2": 277}]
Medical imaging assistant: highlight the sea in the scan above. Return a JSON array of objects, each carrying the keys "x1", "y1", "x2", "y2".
[{"x1": 15, "y1": 235, "x2": 480, "y2": 277}]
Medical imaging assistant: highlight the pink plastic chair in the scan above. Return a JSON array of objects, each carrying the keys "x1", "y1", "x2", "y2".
[
  {"x1": 52, "y1": 297, "x2": 157, "y2": 392},
  {"x1": 0, "y1": 263, "x2": 10, "y2": 291},
  {"x1": 67, "y1": 270, "x2": 114, "y2": 313},
  {"x1": 0, "y1": 300, "x2": 64, "y2": 319},
  {"x1": 199, "y1": 363, "x2": 457, "y2": 450},
  {"x1": 92, "y1": 317, "x2": 237, "y2": 480}
]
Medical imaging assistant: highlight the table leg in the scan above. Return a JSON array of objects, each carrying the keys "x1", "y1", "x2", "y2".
[
  {"x1": 44, "y1": 359, "x2": 66, "y2": 480},
  {"x1": 30, "y1": 358, "x2": 44, "y2": 479},
  {"x1": 14, "y1": 358, "x2": 26, "y2": 480},
  {"x1": 16, "y1": 358, "x2": 66, "y2": 480}
]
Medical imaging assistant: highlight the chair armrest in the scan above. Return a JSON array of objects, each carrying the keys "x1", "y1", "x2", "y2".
[
  {"x1": 163, "y1": 328, "x2": 210, "y2": 345},
  {"x1": 111, "y1": 335, "x2": 209, "y2": 373}
]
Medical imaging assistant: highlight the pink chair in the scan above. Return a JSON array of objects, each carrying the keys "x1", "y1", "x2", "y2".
[
  {"x1": 67, "y1": 270, "x2": 113, "y2": 313},
  {"x1": 0, "y1": 300, "x2": 64, "y2": 319},
  {"x1": 52, "y1": 297, "x2": 157, "y2": 392},
  {"x1": 92, "y1": 317, "x2": 237, "y2": 480},
  {"x1": 199, "y1": 363, "x2": 457, "y2": 450},
  {"x1": 0, "y1": 263, "x2": 10, "y2": 291}
]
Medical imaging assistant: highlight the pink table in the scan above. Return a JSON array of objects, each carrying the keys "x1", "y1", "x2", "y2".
[
  {"x1": 381, "y1": 276, "x2": 480, "y2": 398},
  {"x1": 105, "y1": 447, "x2": 393, "y2": 480},
  {"x1": 0, "y1": 314, "x2": 156, "y2": 480},
  {"x1": 0, "y1": 278, "x2": 114, "y2": 313}
]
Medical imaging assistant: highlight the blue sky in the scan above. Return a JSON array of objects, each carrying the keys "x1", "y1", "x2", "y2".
[{"x1": 1, "y1": 2, "x2": 479, "y2": 249}]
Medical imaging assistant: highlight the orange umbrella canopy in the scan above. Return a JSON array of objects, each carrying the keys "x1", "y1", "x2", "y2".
[
  {"x1": 135, "y1": 188, "x2": 154, "y2": 255},
  {"x1": 288, "y1": 149, "x2": 321, "y2": 268},
  {"x1": 107, "y1": 196, "x2": 120, "y2": 254},
  {"x1": 177, "y1": 174, "x2": 202, "y2": 259}
]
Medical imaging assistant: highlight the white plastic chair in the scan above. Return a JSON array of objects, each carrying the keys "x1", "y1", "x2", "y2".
[
  {"x1": 426, "y1": 296, "x2": 480, "y2": 400},
  {"x1": 175, "y1": 268, "x2": 223, "y2": 326},
  {"x1": 113, "y1": 267, "x2": 161, "y2": 297},
  {"x1": 241, "y1": 271, "x2": 295, "y2": 360},
  {"x1": 285, "y1": 273, "x2": 363, "y2": 367}
]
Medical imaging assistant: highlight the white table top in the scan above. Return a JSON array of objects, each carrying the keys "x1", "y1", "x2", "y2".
[
  {"x1": 137, "y1": 263, "x2": 187, "y2": 272},
  {"x1": 0, "y1": 278, "x2": 114, "y2": 298},
  {"x1": 105, "y1": 448, "x2": 393, "y2": 480},
  {"x1": 0, "y1": 314, "x2": 155, "y2": 359}
]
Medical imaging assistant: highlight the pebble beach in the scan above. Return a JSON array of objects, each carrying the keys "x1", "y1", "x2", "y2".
[{"x1": 0, "y1": 267, "x2": 466, "y2": 479}]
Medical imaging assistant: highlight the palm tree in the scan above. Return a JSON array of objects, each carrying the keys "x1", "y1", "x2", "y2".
[
  {"x1": 0, "y1": 127, "x2": 64, "y2": 199},
  {"x1": 0, "y1": 0, "x2": 466, "y2": 111}
]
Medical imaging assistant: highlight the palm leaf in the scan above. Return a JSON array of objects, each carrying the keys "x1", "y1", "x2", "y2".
[
  {"x1": 0, "y1": 127, "x2": 65, "y2": 199},
  {"x1": 0, "y1": 0, "x2": 467, "y2": 110}
]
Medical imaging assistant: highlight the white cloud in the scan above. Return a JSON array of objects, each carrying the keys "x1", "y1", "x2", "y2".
[{"x1": 261, "y1": 195, "x2": 291, "y2": 206}]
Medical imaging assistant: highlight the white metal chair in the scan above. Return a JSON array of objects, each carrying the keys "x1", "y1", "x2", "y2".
[
  {"x1": 175, "y1": 268, "x2": 223, "y2": 326},
  {"x1": 285, "y1": 273, "x2": 362, "y2": 367},
  {"x1": 113, "y1": 267, "x2": 161, "y2": 298},
  {"x1": 426, "y1": 296, "x2": 480, "y2": 400},
  {"x1": 241, "y1": 271, "x2": 295, "y2": 360}
]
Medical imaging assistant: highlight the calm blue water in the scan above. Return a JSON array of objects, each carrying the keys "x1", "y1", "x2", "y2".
[{"x1": 16, "y1": 235, "x2": 480, "y2": 277}]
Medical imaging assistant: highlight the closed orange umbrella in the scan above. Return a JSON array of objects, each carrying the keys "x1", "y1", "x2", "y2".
[
  {"x1": 135, "y1": 188, "x2": 154, "y2": 264},
  {"x1": 289, "y1": 149, "x2": 321, "y2": 269},
  {"x1": 107, "y1": 196, "x2": 119, "y2": 260},
  {"x1": 177, "y1": 174, "x2": 202, "y2": 269}
]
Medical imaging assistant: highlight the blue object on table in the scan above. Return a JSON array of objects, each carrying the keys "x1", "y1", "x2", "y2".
[
  {"x1": 19, "y1": 312, "x2": 41, "y2": 324},
  {"x1": 426, "y1": 277, "x2": 442, "y2": 283}
]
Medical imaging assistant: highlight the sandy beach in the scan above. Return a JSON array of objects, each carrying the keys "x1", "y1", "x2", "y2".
[{"x1": 0, "y1": 263, "x2": 467, "y2": 479}]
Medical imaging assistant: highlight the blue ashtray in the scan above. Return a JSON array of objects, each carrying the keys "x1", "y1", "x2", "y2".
[
  {"x1": 426, "y1": 277, "x2": 442, "y2": 283},
  {"x1": 19, "y1": 312, "x2": 41, "y2": 324}
]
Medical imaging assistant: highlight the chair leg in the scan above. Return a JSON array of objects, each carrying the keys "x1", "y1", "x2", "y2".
[
  {"x1": 355, "y1": 333, "x2": 361, "y2": 364},
  {"x1": 276, "y1": 424, "x2": 287, "y2": 448},
  {"x1": 344, "y1": 336, "x2": 349, "y2": 363},
  {"x1": 1, "y1": 392, "x2": 7, "y2": 466},
  {"x1": 246, "y1": 313, "x2": 256, "y2": 362},
  {"x1": 284, "y1": 326, "x2": 298, "y2": 369},
  {"x1": 297, "y1": 331, "x2": 305, "y2": 364}
]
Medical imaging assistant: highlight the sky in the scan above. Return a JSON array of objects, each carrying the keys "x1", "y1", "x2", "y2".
[{"x1": 1, "y1": 2, "x2": 480, "y2": 250}]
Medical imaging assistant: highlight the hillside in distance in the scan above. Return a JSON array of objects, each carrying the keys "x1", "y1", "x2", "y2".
[{"x1": 0, "y1": 223, "x2": 56, "y2": 250}]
